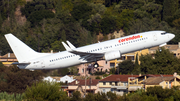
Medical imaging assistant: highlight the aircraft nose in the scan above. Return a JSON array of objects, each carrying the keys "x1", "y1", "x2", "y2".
[{"x1": 169, "y1": 33, "x2": 175, "y2": 39}]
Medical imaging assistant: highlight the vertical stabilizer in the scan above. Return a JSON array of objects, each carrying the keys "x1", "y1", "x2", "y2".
[{"x1": 5, "y1": 34, "x2": 39, "y2": 63}]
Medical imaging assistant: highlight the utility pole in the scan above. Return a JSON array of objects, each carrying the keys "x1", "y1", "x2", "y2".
[
  {"x1": 0, "y1": 50, "x2": 2, "y2": 61},
  {"x1": 85, "y1": 65, "x2": 87, "y2": 97}
]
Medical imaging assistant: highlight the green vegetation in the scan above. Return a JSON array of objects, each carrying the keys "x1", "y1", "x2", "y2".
[
  {"x1": 112, "y1": 47, "x2": 180, "y2": 75},
  {"x1": 2, "y1": 85, "x2": 180, "y2": 101},
  {"x1": 0, "y1": 65, "x2": 44, "y2": 94},
  {"x1": 1, "y1": 0, "x2": 180, "y2": 99},
  {"x1": 24, "y1": 81, "x2": 67, "y2": 101},
  {"x1": 95, "y1": 76, "x2": 101, "y2": 79},
  {"x1": 1, "y1": 0, "x2": 180, "y2": 55},
  {"x1": 0, "y1": 92, "x2": 24, "y2": 101}
]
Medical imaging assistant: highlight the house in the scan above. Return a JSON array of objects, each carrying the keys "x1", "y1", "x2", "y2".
[
  {"x1": 67, "y1": 79, "x2": 100, "y2": 97},
  {"x1": 109, "y1": 49, "x2": 149, "y2": 68},
  {"x1": 59, "y1": 75, "x2": 75, "y2": 83},
  {"x1": 0, "y1": 53, "x2": 18, "y2": 66},
  {"x1": 43, "y1": 76, "x2": 56, "y2": 82},
  {"x1": 77, "y1": 60, "x2": 110, "y2": 76},
  {"x1": 99, "y1": 75, "x2": 139, "y2": 96},
  {"x1": 128, "y1": 74, "x2": 174, "y2": 92},
  {"x1": 144, "y1": 76, "x2": 180, "y2": 89},
  {"x1": 43, "y1": 75, "x2": 75, "y2": 83},
  {"x1": 149, "y1": 42, "x2": 180, "y2": 58}
]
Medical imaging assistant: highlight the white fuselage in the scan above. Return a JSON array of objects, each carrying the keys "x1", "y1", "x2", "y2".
[{"x1": 17, "y1": 31, "x2": 174, "y2": 70}]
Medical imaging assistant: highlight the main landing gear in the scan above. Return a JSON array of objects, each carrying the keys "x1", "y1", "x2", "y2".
[{"x1": 93, "y1": 62, "x2": 99, "y2": 68}]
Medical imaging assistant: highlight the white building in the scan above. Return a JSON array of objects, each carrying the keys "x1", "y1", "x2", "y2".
[
  {"x1": 60, "y1": 75, "x2": 75, "y2": 83},
  {"x1": 43, "y1": 76, "x2": 56, "y2": 82}
]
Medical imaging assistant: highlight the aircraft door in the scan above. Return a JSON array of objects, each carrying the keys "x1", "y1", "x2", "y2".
[
  {"x1": 41, "y1": 60, "x2": 45, "y2": 68},
  {"x1": 153, "y1": 33, "x2": 157, "y2": 41}
]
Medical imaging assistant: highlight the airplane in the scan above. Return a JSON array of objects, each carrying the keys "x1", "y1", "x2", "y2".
[{"x1": 5, "y1": 31, "x2": 175, "y2": 71}]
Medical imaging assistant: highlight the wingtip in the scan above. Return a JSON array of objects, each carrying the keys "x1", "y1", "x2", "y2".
[{"x1": 4, "y1": 33, "x2": 12, "y2": 37}]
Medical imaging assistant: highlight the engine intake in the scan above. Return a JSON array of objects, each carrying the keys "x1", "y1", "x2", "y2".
[{"x1": 104, "y1": 50, "x2": 121, "y2": 61}]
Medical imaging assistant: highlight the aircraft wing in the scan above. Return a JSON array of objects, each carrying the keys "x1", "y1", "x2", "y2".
[
  {"x1": 62, "y1": 41, "x2": 104, "y2": 60},
  {"x1": 70, "y1": 50, "x2": 104, "y2": 61},
  {"x1": 70, "y1": 50, "x2": 103, "y2": 56},
  {"x1": 12, "y1": 62, "x2": 30, "y2": 65}
]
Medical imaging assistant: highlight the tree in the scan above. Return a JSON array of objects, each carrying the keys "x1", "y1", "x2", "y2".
[
  {"x1": 116, "y1": 9, "x2": 134, "y2": 32},
  {"x1": 84, "y1": 93, "x2": 95, "y2": 101},
  {"x1": 163, "y1": 0, "x2": 178, "y2": 22},
  {"x1": 58, "y1": 68, "x2": 69, "y2": 76},
  {"x1": 172, "y1": 18, "x2": 180, "y2": 28},
  {"x1": 55, "y1": 0, "x2": 74, "y2": 24},
  {"x1": 0, "y1": 61, "x2": 3, "y2": 68},
  {"x1": 0, "y1": 65, "x2": 44, "y2": 93},
  {"x1": 117, "y1": 60, "x2": 134, "y2": 74},
  {"x1": 139, "y1": 47, "x2": 180, "y2": 74},
  {"x1": 100, "y1": 15, "x2": 116, "y2": 35},
  {"x1": 95, "y1": 76, "x2": 101, "y2": 79},
  {"x1": 27, "y1": 10, "x2": 55, "y2": 26},
  {"x1": 24, "y1": 81, "x2": 68, "y2": 101},
  {"x1": 154, "y1": 47, "x2": 180, "y2": 74},
  {"x1": 146, "y1": 86, "x2": 174, "y2": 101},
  {"x1": 110, "y1": 67, "x2": 116, "y2": 74},
  {"x1": 70, "y1": 91, "x2": 82, "y2": 101},
  {"x1": 133, "y1": 54, "x2": 141, "y2": 74},
  {"x1": 139, "y1": 54, "x2": 154, "y2": 74},
  {"x1": 155, "y1": 0, "x2": 164, "y2": 5},
  {"x1": 107, "y1": 91, "x2": 117, "y2": 101},
  {"x1": 71, "y1": 3, "x2": 93, "y2": 21}
]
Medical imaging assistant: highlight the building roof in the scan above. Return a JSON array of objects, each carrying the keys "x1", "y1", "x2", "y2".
[
  {"x1": 73, "y1": 76, "x2": 103, "y2": 80},
  {"x1": 1, "y1": 53, "x2": 16, "y2": 59},
  {"x1": 149, "y1": 45, "x2": 179, "y2": 51},
  {"x1": 99, "y1": 75, "x2": 139, "y2": 82},
  {"x1": 51, "y1": 76, "x2": 61, "y2": 81},
  {"x1": 68, "y1": 79, "x2": 100, "y2": 86},
  {"x1": 137, "y1": 74, "x2": 173, "y2": 78},
  {"x1": 144, "y1": 77, "x2": 179, "y2": 85}
]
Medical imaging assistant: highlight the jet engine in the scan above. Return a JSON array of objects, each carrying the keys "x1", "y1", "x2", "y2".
[{"x1": 104, "y1": 50, "x2": 121, "y2": 61}]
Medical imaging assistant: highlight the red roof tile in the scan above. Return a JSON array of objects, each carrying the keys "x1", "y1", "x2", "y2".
[
  {"x1": 100, "y1": 75, "x2": 139, "y2": 82},
  {"x1": 68, "y1": 79, "x2": 100, "y2": 86},
  {"x1": 137, "y1": 74, "x2": 173, "y2": 78}
]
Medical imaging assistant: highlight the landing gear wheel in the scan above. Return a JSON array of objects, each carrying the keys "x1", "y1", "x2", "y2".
[{"x1": 93, "y1": 63, "x2": 99, "y2": 68}]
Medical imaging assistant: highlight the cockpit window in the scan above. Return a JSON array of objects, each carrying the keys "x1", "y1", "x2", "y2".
[{"x1": 161, "y1": 32, "x2": 167, "y2": 35}]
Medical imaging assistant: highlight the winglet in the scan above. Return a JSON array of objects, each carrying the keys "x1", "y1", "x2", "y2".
[
  {"x1": 66, "y1": 41, "x2": 76, "y2": 49},
  {"x1": 62, "y1": 42, "x2": 72, "y2": 51}
]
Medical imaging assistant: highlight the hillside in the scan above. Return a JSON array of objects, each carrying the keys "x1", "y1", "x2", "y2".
[{"x1": 0, "y1": 0, "x2": 180, "y2": 55}]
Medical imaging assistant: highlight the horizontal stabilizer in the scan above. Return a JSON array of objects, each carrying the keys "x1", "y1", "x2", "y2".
[{"x1": 12, "y1": 62, "x2": 30, "y2": 65}]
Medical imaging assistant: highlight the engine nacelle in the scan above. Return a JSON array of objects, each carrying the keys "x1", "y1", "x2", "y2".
[{"x1": 104, "y1": 50, "x2": 121, "y2": 61}]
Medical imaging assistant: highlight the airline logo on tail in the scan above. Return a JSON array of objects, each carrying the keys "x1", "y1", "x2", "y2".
[{"x1": 118, "y1": 35, "x2": 141, "y2": 43}]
